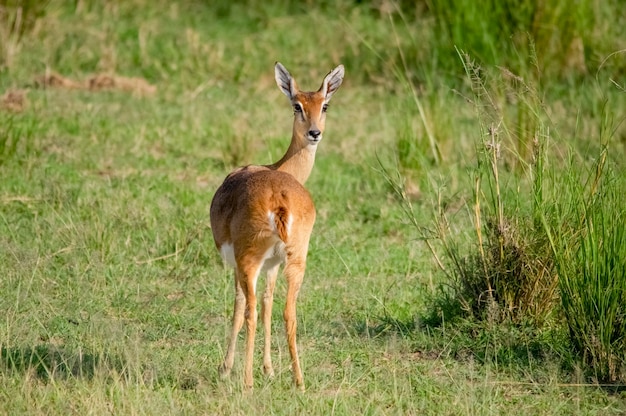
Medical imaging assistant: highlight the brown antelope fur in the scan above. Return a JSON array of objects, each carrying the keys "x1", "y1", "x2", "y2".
[{"x1": 210, "y1": 62, "x2": 344, "y2": 390}]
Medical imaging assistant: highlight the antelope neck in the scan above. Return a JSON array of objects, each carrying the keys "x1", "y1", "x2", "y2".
[{"x1": 268, "y1": 135, "x2": 318, "y2": 185}]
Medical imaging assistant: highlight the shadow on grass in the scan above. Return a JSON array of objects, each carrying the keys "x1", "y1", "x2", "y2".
[
  {"x1": 354, "y1": 293, "x2": 573, "y2": 374},
  {"x1": 354, "y1": 315, "x2": 417, "y2": 339},
  {"x1": 355, "y1": 293, "x2": 626, "y2": 393},
  {"x1": 0, "y1": 344, "x2": 205, "y2": 390},
  {"x1": 1, "y1": 344, "x2": 125, "y2": 380},
  {"x1": 353, "y1": 288, "x2": 462, "y2": 341}
]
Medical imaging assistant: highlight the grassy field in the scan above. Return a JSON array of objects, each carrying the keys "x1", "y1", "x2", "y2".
[{"x1": 1, "y1": 1, "x2": 626, "y2": 414}]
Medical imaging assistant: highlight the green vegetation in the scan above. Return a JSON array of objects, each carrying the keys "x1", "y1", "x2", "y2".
[
  {"x1": 1, "y1": 0, "x2": 625, "y2": 414},
  {"x1": 544, "y1": 149, "x2": 626, "y2": 384}
]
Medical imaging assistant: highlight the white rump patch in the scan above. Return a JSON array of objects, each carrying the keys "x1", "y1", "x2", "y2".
[
  {"x1": 220, "y1": 243, "x2": 236, "y2": 267},
  {"x1": 286, "y1": 213, "x2": 293, "y2": 236},
  {"x1": 267, "y1": 211, "x2": 277, "y2": 233},
  {"x1": 267, "y1": 211, "x2": 294, "y2": 239}
]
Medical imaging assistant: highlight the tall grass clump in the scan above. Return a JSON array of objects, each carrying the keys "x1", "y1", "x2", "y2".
[
  {"x1": 383, "y1": 46, "x2": 572, "y2": 327},
  {"x1": 438, "y1": 134, "x2": 557, "y2": 325},
  {"x1": 543, "y1": 124, "x2": 626, "y2": 382},
  {"x1": 386, "y1": 38, "x2": 626, "y2": 381},
  {"x1": 414, "y1": 50, "x2": 558, "y2": 325}
]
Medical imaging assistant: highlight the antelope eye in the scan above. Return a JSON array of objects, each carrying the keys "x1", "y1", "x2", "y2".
[
  {"x1": 294, "y1": 103, "x2": 303, "y2": 113},
  {"x1": 322, "y1": 104, "x2": 329, "y2": 112}
]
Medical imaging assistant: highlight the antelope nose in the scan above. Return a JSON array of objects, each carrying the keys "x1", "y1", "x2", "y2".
[{"x1": 309, "y1": 129, "x2": 321, "y2": 139}]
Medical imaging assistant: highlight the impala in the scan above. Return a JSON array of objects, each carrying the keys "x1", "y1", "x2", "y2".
[{"x1": 210, "y1": 62, "x2": 344, "y2": 390}]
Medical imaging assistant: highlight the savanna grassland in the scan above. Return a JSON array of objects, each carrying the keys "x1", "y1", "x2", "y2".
[{"x1": 1, "y1": 1, "x2": 625, "y2": 414}]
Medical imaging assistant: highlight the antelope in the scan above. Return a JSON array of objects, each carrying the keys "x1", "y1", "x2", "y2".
[{"x1": 210, "y1": 62, "x2": 344, "y2": 390}]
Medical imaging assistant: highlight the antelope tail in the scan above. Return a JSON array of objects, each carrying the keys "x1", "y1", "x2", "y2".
[{"x1": 272, "y1": 206, "x2": 290, "y2": 243}]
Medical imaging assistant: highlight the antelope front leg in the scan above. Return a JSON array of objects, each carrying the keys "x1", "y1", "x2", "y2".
[
  {"x1": 261, "y1": 264, "x2": 280, "y2": 378},
  {"x1": 219, "y1": 276, "x2": 245, "y2": 378}
]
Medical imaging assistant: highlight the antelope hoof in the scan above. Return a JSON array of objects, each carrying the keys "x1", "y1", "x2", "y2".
[
  {"x1": 218, "y1": 363, "x2": 231, "y2": 379},
  {"x1": 263, "y1": 365, "x2": 275, "y2": 378}
]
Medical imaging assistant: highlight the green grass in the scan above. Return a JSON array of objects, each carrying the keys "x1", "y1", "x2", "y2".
[
  {"x1": 543, "y1": 154, "x2": 626, "y2": 384},
  {"x1": 1, "y1": 0, "x2": 626, "y2": 414}
]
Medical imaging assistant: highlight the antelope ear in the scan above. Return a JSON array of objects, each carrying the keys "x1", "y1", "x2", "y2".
[
  {"x1": 320, "y1": 64, "x2": 344, "y2": 103},
  {"x1": 275, "y1": 62, "x2": 298, "y2": 100}
]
